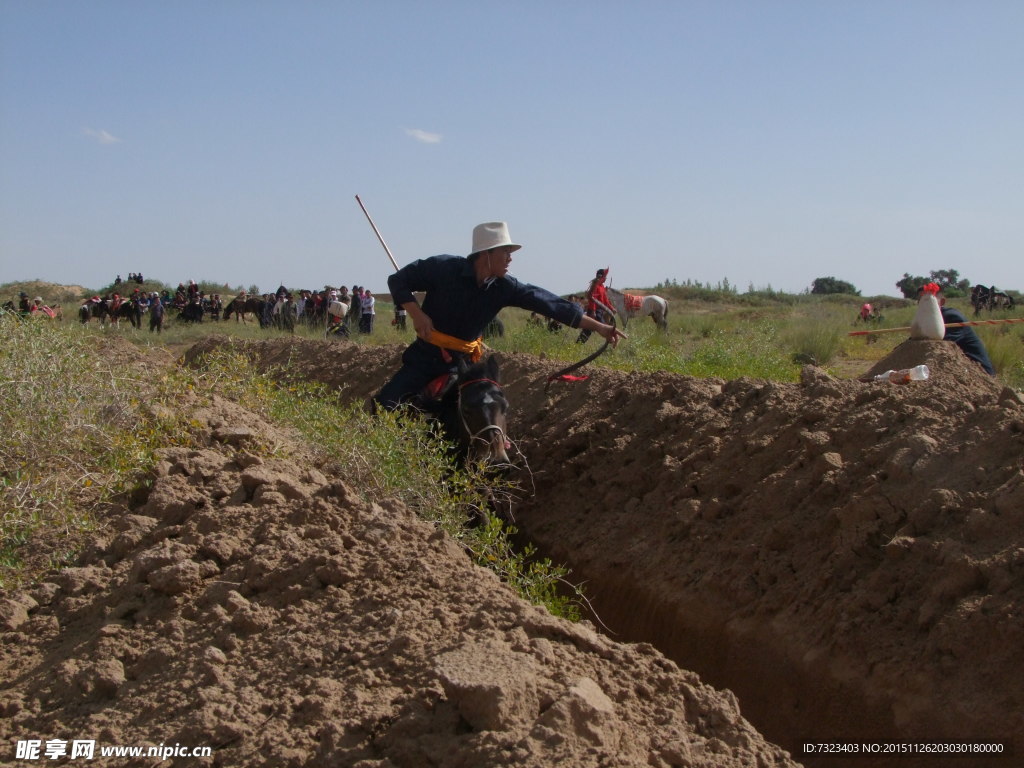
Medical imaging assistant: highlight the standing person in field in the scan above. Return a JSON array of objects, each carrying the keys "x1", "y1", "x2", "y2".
[
  {"x1": 373, "y1": 221, "x2": 624, "y2": 412},
  {"x1": 360, "y1": 289, "x2": 376, "y2": 334},
  {"x1": 349, "y1": 286, "x2": 360, "y2": 328},
  {"x1": 576, "y1": 267, "x2": 613, "y2": 343},
  {"x1": 149, "y1": 292, "x2": 164, "y2": 333}
]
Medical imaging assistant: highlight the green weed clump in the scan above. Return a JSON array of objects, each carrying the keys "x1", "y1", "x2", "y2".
[
  {"x1": 978, "y1": 326, "x2": 1024, "y2": 388},
  {"x1": 780, "y1": 312, "x2": 846, "y2": 367},
  {"x1": 682, "y1": 325, "x2": 798, "y2": 381},
  {"x1": 0, "y1": 320, "x2": 198, "y2": 588}
]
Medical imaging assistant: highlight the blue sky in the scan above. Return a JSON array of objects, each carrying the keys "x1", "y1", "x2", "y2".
[{"x1": 2, "y1": 0, "x2": 1021, "y2": 298}]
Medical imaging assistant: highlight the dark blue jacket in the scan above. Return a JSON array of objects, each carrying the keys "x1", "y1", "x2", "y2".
[
  {"x1": 941, "y1": 306, "x2": 995, "y2": 375},
  {"x1": 388, "y1": 254, "x2": 583, "y2": 342}
]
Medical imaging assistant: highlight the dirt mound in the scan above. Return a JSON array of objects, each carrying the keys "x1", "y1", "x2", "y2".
[
  {"x1": 3, "y1": 334, "x2": 1021, "y2": 767},
  {"x1": 1, "y1": 281, "x2": 89, "y2": 306},
  {"x1": 183, "y1": 335, "x2": 1024, "y2": 766},
  {"x1": 505, "y1": 339, "x2": 1024, "y2": 767},
  {"x1": 0, "y1": 341, "x2": 796, "y2": 767}
]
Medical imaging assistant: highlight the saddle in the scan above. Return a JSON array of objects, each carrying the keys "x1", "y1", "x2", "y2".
[
  {"x1": 624, "y1": 293, "x2": 643, "y2": 312},
  {"x1": 424, "y1": 372, "x2": 454, "y2": 401},
  {"x1": 417, "y1": 331, "x2": 487, "y2": 405}
]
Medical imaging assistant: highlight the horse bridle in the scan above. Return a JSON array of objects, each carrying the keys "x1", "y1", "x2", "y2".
[{"x1": 457, "y1": 377, "x2": 509, "y2": 449}]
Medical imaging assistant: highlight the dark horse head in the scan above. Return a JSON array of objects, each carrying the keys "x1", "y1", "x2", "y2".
[{"x1": 453, "y1": 355, "x2": 510, "y2": 468}]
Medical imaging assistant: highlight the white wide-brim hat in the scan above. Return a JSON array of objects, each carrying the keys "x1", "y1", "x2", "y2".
[{"x1": 470, "y1": 221, "x2": 522, "y2": 256}]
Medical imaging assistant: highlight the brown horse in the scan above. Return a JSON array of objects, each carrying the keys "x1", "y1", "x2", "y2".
[{"x1": 222, "y1": 296, "x2": 266, "y2": 323}]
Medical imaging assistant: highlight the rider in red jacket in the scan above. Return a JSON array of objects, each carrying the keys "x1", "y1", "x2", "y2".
[{"x1": 577, "y1": 268, "x2": 611, "y2": 343}]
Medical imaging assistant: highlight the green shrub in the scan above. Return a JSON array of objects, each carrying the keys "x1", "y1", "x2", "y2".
[{"x1": 781, "y1": 313, "x2": 845, "y2": 366}]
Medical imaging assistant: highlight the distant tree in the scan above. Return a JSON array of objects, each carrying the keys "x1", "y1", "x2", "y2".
[
  {"x1": 928, "y1": 268, "x2": 970, "y2": 297},
  {"x1": 896, "y1": 269, "x2": 970, "y2": 299},
  {"x1": 811, "y1": 276, "x2": 860, "y2": 295},
  {"x1": 895, "y1": 273, "x2": 925, "y2": 298},
  {"x1": 929, "y1": 268, "x2": 961, "y2": 289}
]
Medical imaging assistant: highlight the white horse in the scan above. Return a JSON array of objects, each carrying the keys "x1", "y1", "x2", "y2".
[{"x1": 606, "y1": 287, "x2": 669, "y2": 330}]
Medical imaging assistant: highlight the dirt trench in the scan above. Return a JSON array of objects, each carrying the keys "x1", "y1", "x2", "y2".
[
  {"x1": 190, "y1": 335, "x2": 1024, "y2": 766},
  {"x1": 2, "y1": 334, "x2": 801, "y2": 768}
]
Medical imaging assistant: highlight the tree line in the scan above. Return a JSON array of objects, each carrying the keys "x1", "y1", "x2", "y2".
[{"x1": 812, "y1": 269, "x2": 1018, "y2": 299}]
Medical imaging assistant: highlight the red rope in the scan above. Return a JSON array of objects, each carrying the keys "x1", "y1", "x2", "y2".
[{"x1": 458, "y1": 377, "x2": 502, "y2": 391}]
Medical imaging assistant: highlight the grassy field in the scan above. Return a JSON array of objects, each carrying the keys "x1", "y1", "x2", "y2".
[
  {"x1": 4, "y1": 278, "x2": 1021, "y2": 388},
  {"x1": 186, "y1": 288, "x2": 1020, "y2": 387},
  {"x1": 2, "y1": 286, "x2": 1021, "y2": 608},
  {"x1": 74, "y1": 284, "x2": 1024, "y2": 388}
]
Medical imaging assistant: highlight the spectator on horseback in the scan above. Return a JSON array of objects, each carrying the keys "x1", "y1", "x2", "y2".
[
  {"x1": 576, "y1": 267, "x2": 613, "y2": 343},
  {"x1": 922, "y1": 285, "x2": 995, "y2": 375},
  {"x1": 36, "y1": 298, "x2": 57, "y2": 318},
  {"x1": 374, "y1": 221, "x2": 624, "y2": 412}
]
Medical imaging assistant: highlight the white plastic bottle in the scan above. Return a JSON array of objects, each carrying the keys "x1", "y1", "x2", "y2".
[{"x1": 874, "y1": 364, "x2": 930, "y2": 383}]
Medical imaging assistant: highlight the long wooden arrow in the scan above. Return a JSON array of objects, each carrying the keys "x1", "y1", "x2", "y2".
[{"x1": 849, "y1": 317, "x2": 1024, "y2": 336}]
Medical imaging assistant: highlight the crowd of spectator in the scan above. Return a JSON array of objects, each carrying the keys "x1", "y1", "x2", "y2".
[{"x1": 8, "y1": 277, "x2": 418, "y2": 339}]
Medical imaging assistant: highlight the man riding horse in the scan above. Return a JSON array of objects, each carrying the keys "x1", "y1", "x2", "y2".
[
  {"x1": 373, "y1": 221, "x2": 624, "y2": 456},
  {"x1": 971, "y1": 284, "x2": 1016, "y2": 315},
  {"x1": 576, "y1": 267, "x2": 613, "y2": 343}
]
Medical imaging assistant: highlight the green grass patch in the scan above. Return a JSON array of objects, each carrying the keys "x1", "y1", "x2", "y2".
[{"x1": 0, "y1": 320, "x2": 202, "y2": 589}]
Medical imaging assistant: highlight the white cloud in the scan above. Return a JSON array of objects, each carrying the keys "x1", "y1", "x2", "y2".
[
  {"x1": 83, "y1": 127, "x2": 122, "y2": 145},
  {"x1": 405, "y1": 128, "x2": 442, "y2": 144}
]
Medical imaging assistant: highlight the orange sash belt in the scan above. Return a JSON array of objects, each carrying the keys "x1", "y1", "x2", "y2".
[{"x1": 427, "y1": 331, "x2": 484, "y2": 363}]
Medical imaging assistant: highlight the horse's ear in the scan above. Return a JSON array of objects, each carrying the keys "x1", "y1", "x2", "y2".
[{"x1": 484, "y1": 355, "x2": 500, "y2": 382}]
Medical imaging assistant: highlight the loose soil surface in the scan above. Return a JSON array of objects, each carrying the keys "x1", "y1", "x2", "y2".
[{"x1": 3, "y1": 333, "x2": 1022, "y2": 768}]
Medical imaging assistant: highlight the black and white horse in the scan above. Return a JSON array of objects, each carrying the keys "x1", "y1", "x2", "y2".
[
  {"x1": 110, "y1": 299, "x2": 143, "y2": 329},
  {"x1": 78, "y1": 300, "x2": 109, "y2": 325},
  {"x1": 971, "y1": 284, "x2": 1016, "y2": 315}
]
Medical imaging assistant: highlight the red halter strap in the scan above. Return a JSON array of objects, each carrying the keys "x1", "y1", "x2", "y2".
[{"x1": 457, "y1": 377, "x2": 502, "y2": 392}]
